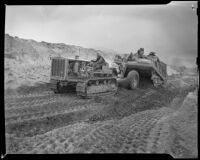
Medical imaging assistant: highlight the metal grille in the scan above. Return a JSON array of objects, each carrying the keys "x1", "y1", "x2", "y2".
[{"x1": 51, "y1": 58, "x2": 65, "y2": 77}]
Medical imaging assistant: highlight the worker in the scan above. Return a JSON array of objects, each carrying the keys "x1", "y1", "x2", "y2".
[
  {"x1": 147, "y1": 52, "x2": 160, "y2": 68},
  {"x1": 91, "y1": 53, "x2": 108, "y2": 70},
  {"x1": 137, "y1": 48, "x2": 146, "y2": 58},
  {"x1": 147, "y1": 52, "x2": 159, "y2": 62},
  {"x1": 127, "y1": 48, "x2": 146, "y2": 61},
  {"x1": 114, "y1": 54, "x2": 123, "y2": 64},
  {"x1": 127, "y1": 52, "x2": 135, "y2": 61}
]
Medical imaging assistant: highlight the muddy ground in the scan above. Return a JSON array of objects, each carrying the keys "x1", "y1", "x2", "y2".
[{"x1": 4, "y1": 75, "x2": 198, "y2": 157}]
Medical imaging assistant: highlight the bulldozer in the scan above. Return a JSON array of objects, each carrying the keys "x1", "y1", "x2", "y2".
[
  {"x1": 49, "y1": 57, "x2": 118, "y2": 98},
  {"x1": 113, "y1": 52, "x2": 167, "y2": 89}
]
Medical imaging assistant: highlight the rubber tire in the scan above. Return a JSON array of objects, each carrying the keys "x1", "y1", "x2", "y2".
[{"x1": 127, "y1": 70, "x2": 139, "y2": 90}]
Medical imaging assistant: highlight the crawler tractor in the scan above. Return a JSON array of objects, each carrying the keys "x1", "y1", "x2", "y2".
[{"x1": 49, "y1": 57, "x2": 118, "y2": 98}]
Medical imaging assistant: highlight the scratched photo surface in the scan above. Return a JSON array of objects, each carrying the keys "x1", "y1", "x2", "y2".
[{"x1": 4, "y1": 2, "x2": 198, "y2": 158}]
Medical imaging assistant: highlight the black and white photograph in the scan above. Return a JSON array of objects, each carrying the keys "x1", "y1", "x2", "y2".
[{"x1": 4, "y1": 2, "x2": 198, "y2": 157}]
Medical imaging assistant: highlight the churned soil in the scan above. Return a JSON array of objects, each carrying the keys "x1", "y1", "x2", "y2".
[{"x1": 5, "y1": 75, "x2": 198, "y2": 157}]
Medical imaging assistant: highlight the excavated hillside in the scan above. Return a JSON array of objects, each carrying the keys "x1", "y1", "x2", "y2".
[{"x1": 4, "y1": 34, "x2": 116, "y2": 89}]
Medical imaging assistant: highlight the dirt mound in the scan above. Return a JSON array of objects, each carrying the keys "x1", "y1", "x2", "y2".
[{"x1": 167, "y1": 90, "x2": 198, "y2": 158}]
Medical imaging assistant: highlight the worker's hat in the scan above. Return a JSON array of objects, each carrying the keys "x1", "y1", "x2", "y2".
[
  {"x1": 149, "y1": 52, "x2": 156, "y2": 56},
  {"x1": 140, "y1": 48, "x2": 144, "y2": 51}
]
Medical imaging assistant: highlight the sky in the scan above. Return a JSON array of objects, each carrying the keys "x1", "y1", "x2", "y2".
[{"x1": 5, "y1": 2, "x2": 198, "y2": 67}]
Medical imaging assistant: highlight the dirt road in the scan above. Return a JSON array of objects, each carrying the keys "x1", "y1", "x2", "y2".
[{"x1": 5, "y1": 78, "x2": 197, "y2": 157}]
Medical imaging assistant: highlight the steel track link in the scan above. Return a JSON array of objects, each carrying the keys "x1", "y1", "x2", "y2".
[{"x1": 76, "y1": 78, "x2": 118, "y2": 98}]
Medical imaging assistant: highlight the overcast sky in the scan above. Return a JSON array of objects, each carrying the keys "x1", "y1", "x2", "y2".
[{"x1": 5, "y1": 2, "x2": 197, "y2": 67}]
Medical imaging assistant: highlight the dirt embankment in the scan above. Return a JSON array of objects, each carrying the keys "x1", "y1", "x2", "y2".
[{"x1": 166, "y1": 89, "x2": 198, "y2": 158}]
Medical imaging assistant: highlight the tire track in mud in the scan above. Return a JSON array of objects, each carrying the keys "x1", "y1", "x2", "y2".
[
  {"x1": 87, "y1": 88, "x2": 154, "y2": 122},
  {"x1": 5, "y1": 92, "x2": 83, "y2": 109},
  {"x1": 5, "y1": 91, "x2": 52, "y2": 100},
  {"x1": 5, "y1": 88, "x2": 104, "y2": 139},
  {"x1": 54, "y1": 108, "x2": 174, "y2": 153},
  {"x1": 8, "y1": 107, "x2": 178, "y2": 153},
  {"x1": 5, "y1": 96, "x2": 56, "y2": 109},
  {"x1": 5, "y1": 97, "x2": 91, "y2": 116},
  {"x1": 145, "y1": 120, "x2": 171, "y2": 153},
  {"x1": 73, "y1": 121, "x2": 122, "y2": 153},
  {"x1": 5, "y1": 103, "x2": 100, "y2": 125},
  {"x1": 5, "y1": 97, "x2": 57, "y2": 113},
  {"x1": 68, "y1": 122, "x2": 111, "y2": 153},
  {"x1": 6, "y1": 84, "x2": 195, "y2": 153},
  {"x1": 118, "y1": 112, "x2": 160, "y2": 153},
  {"x1": 15, "y1": 122, "x2": 104, "y2": 154},
  {"x1": 103, "y1": 108, "x2": 173, "y2": 153},
  {"x1": 87, "y1": 87, "x2": 176, "y2": 124},
  {"x1": 5, "y1": 91, "x2": 94, "y2": 124},
  {"x1": 5, "y1": 103, "x2": 102, "y2": 138}
]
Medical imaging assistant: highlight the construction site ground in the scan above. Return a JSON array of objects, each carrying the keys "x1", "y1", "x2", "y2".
[{"x1": 4, "y1": 75, "x2": 198, "y2": 158}]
